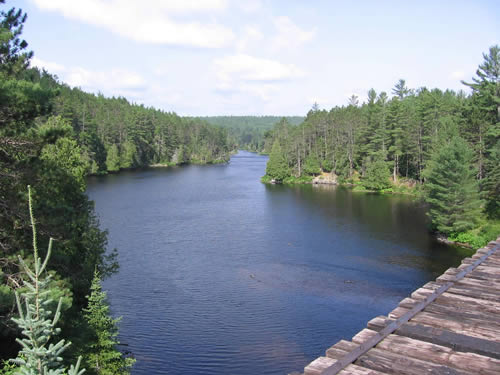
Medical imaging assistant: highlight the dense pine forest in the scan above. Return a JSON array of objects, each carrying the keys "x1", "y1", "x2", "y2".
[
  {"x1": 0, "y1": 1, "x2": 230, "y2": 374},
  {"x1": 263, "y1": 46, "x2": 499, "y2": 247},
  {"x1": 198, "y1": 116, "x2": 304, "y2": 152},
  {"x1": 32, "y1": 73, "x2": 232, "y2": 174}
]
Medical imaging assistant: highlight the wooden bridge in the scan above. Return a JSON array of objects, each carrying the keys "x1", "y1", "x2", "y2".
[{"x1": 295, "y1": 237, "x2": 500, "y2": 375}]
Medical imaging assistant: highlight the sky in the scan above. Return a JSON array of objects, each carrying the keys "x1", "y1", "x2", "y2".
[{"x1": 10, "y1": 0, "x2": 500, "y2": 116}]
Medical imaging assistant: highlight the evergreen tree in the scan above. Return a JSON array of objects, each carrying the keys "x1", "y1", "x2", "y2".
[
  {"x1": 303, "y1": 153, "x2": 321, "y2": 176},
  {"x1": 361, "y1": 153, "x2": 391, "y2": 191},
  {"x1": 481, "y1": 140, "x2": 500, "y2": 218},
  {"x1": 0, "y1": 0, "x2": 33, "y2": 76},
  {"x1": 423, "y1": 135, "x2": 482, "y2": 234},
  {"x1": 119, "y1": 141, "x2": 136, "y2": 169},
  {"x1": 265, "y1": 140, "x2": 289, "y2": 182},
  {"x1": 10, "y1": 186, "x2": 84, "y2": 375},
  {"x1": 83, "y1": 271, "x2": 134, "y2": 375},
  {"x1": 105, "y1": 145, "x2": 120, "y2": 172}
]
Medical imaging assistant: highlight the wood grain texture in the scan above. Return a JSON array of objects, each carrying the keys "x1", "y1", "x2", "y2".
[{"x1": 298, "y1": 238, "x2": 500, "y2": 375}]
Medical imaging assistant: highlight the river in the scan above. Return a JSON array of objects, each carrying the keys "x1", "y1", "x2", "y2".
[{"x1": 86, "y1": 150, "x2": 467, "y2": 375}]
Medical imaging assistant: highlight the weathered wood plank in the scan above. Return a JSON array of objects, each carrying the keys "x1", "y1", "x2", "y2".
[
  {"x1": 454, "y1": 277, "x2": 500, "y2": 292},
  {"x1": 391, "y1": 300, "x2": 500, "y2": 325},
  {"x1": 375, "y1": 333, "x2": 500, "y2": 375},
  {"x1": 411, "y1": 288, "x2": 500, "y2": 315},
  {"x1": 305, "y1": 357, "x2": 337, "y2": 375},
  {"x1": 352, "y1": 329, "x2": 378, "y2": 345},
  {"x1": 421, "y1": 280, "x2": 500, "y2": 301},
  {"x1": 405, "y1": 311, "x2": 499, "y2": 342},
  {"x1": 326, "y1": 340, "x2": 358, "y2": 359},
  {"x1": 355, "y1": 347, "x2": 475, "y2": 375},
  {"x1": 464, "y1": 256, "x2": 500, "y2": 267},
  {"x1": 367, "y1": 316, "x2": 500, "y2": 359},
  {"x1": 438, "y1": 269, "x2": 500, "y2": 282},
  {"x1": 388, "y1": 305, "x2": 500, "y2": 340},
  {"x1": 305, "y1": 357, "x2": 388, "y2": 375},
  {"x1": 327, "y1": 334, "x2": 500, "y2": 375}
]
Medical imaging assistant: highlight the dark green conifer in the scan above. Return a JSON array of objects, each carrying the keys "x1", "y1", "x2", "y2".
[
  {"x1": 83, "y1": 271, "x2": 134, "y2": 375},
  {"x1": 105, "y1": 145, "x2": 120, "y2": 172},
  {"x1": 423, "y1": 135, "x2": 482, "y2": 234},
  {"x1": 10, "y1": 186, "x2": 84, "y2": 375},
  {"x1": 361, "y1": 153, "x2": 391, "y2": 191},
  {"x1": 303, "y1": 153, "x2": 321, "y2": 176},
  {"x1": 265, "y1": 140, "x2": 289, "y2": 182}
]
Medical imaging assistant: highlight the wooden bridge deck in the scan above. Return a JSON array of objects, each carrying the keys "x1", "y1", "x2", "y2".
[{"x1": 296, "y1": 237, "x2": 500, "y2": 375}]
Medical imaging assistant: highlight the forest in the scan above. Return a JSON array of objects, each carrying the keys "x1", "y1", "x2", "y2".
[
  {"x1": 198, "y1": 115, "x2": 303, "y2": 152},
  {"x1": 32, "y1": 73, "x2": 232, "y2": 174},
  {"x1": 0, "y1": 1, "x2": 230, "y2": 374},
  {"x1": 263, "y1": 46, "x2": 499, "y2": 247}
]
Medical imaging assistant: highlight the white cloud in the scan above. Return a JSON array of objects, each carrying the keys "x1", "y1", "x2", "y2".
[
  {"x1": 214, "y1": 54, "x2": 305, "y2": 83},
  {"x1": 239, "y1": 0, "x2": 263, "y2": 13},
  {"x1": 31, "y1": 57, "x2": 65, "y2": 72},
  {"x1": 271, "y1": 16, "x2": 317, "y2": 51},
  {"x1": 236, "y1": 25, "x2": 264, "y2": 52},
  {"x1": 214, "y1": 54, "x2": 305, "y2": 101},
  {"x1": 31, "y1": 0, "x2": 234, "y2": 48},
  {"x1": 31, "y1": 57, "x2": 146, "y2": 96}
]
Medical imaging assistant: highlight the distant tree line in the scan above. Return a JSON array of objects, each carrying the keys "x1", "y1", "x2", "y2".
[
  {"x1": 199, "y1": 115, "x2": 303, "y2": 152},
  {"x1": 24, "y1": 72, "x2": 232, "y2": 174},
  {"x1": 264, "y1": 45, "x2": 499, "y2": 243}
]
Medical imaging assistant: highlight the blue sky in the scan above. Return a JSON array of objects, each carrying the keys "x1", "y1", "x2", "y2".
[{"x1": 11, "y1": 0, "x2": 500, "y2": 115}]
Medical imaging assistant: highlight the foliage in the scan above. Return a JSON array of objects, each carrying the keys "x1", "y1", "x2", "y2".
[
  {"x1": 200, "y1": 116, "x2": 303, "y2": 152},
  {"x1": 448, "y1": 232, "x2": 488, "y2": 249},
  {"x1": 481, "y1": 140, "x2": 500, "y2": 218},
  {"x1": 83, "y1": 271, "x2": 134, "y2": 375},
  {"x1": 303, "y1": 154, "x2": 321, "y2": 176},
  {"x1": 361, "y1": 153, "x2": 392, "y2": 191},
  {"x1": 321, "y1": 159, "x2": 333, "y2": 173},
  {"x1": 423, "y1": 135, "x2": 482, "y2": 234},
  {"x1": 0, "y1": 360, "x2": 17, "y2": 375},
  {"x1": 0, "y1": 1, "x2": 33, "y2": 76},
  {"x1": 119, "y1": 141, "x2": 136, "y2": 169},
  {"x1": 10, "y1": 186, "x2": 84, "y2": 375},
  {"x1": 1, "y1": 1, "x2": 113, "y2": 363},
  {"x1": 105, "y1": 145, "x2": 120, "y2": 173},
  {"x1": 265, "y1": 140, "x2": 289, "y2": 182},
  {"x1": 448, "y1": 220, "x2": 500, "y2": 249}
]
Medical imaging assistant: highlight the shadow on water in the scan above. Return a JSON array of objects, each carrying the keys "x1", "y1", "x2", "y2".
[{"x1": 87, "y1": 151, "x2": 470, "y2": 375}]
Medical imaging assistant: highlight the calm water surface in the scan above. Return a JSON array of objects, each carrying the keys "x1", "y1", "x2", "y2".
[{"x1": 86, "y1": 151, "x2": 467, "y2": 375}]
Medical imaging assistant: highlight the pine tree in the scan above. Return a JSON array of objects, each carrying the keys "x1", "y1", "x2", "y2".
[
  {"x1": 119, "y1": 141, "x2": 136, "y2": 169},
  {"x1": 481, "y1": 140, "x2": 500, "y2": 218},
  {"x1": 265, "y1": 140, "x2": 289, "y2": 182},
  {"x1": 83, "y1": 271, "x2": 134, "y2": 375},
  {"x1": 303, "y1": 153, "x2": 321, "y2": 176},
  {"x1": 362, "y1": 152, "x2": 391, "y2": 191},
  {"x1": 105, "y1": 145, "x2": 120, "y2": 172},
  {"x1": 10, "y1": 186, "x2": 84, "y2": 375},
  {"x1": 423, "y1": 136, "x2": 482, "y2": 234}
]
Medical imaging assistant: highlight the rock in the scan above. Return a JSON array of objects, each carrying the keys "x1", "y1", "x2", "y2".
[{"x1": 312, "y1": 172, "x2": 337, "y2": 185}]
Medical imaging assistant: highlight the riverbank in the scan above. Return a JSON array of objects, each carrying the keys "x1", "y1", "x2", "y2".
[
  {"x1": 88, "y1": 155, "x2": 231, "y2": 176},
  {"x1": 261, "y1": 173, "x2": 418, "y2": 196},
  {"x1": 261, "y1": 173, "x2": 500, "y2": 251}
]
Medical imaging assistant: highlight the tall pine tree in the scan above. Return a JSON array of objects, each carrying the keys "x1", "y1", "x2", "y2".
[
  {"x1": 83, "y1": 271, "x2": 134, "y2": 375},
  {"x1": 265, "y1": 140, "x2": 289, "y2": 182},
  {"x1": 423, "y1": 134, "x2": 482, "y2": 234}
]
